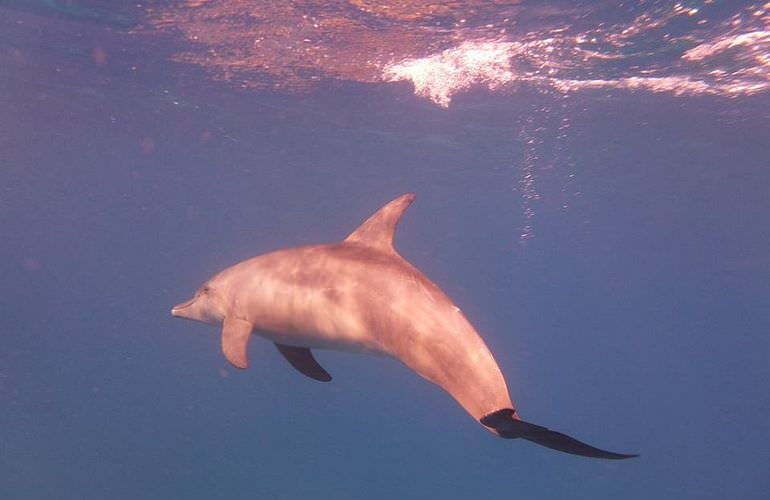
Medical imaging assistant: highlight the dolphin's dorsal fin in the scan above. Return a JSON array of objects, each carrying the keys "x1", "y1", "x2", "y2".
[{"x1": 344, "y1": 193, "x2": 415, "y2": 252}]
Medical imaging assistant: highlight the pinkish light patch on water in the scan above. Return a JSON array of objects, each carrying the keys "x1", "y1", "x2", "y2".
[
  {"x1": 383, "y1": 40, "x2": 517, "y2": 107},
  {"x1": 684, "y1": 31, "x2": 770, "y2": 60},
  {"x1": 380, "y1": 2, "x2": 769, "y2": 107}
]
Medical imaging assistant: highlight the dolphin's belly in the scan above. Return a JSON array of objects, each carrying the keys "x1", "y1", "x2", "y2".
[{"x1": 253, "y1": 327, "x2": 387, "y2": 354}]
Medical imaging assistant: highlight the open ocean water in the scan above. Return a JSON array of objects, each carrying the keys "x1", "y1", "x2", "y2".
[{"x1": 1, "y1": 1, "x2": 769, "y2": 498}]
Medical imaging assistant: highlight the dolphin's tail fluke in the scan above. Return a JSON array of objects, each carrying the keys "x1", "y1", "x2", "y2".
[{"x1": 480, "y1": 409, "x2": 638, "y2": 460}]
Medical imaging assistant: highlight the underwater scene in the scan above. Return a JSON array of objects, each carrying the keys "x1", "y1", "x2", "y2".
[{"x1": 1, "y1": 1, "x2": 769, "y2": 498}]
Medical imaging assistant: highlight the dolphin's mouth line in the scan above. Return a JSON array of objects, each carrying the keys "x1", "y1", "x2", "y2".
[{"x1": 171, "y1": 297, "x2": 197, "y2": 315}]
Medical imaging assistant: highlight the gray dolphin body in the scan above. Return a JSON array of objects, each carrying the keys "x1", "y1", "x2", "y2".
[{"x1": 172, "y1": 194, "x2": 636, "y2": 459}]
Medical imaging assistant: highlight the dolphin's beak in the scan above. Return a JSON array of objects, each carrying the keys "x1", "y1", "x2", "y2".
[{"x1": 171, "y1": 296, "x2": 197, "y2": 317}]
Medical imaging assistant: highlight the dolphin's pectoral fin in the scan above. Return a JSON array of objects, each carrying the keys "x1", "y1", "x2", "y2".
[
  {"x1": 275, "y1": 343, "x2": 332, "y2": 382},
  {"x1": 481, "y1": 409, "x2": 638, "y2": 460},
  {"x1": 222, "y1": 317, "x2": 253, "y2": 369}
]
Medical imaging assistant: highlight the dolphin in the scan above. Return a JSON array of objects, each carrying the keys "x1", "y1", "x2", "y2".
[{"x1": 171, "y1": 193, "x2": 637, "y2": 459}]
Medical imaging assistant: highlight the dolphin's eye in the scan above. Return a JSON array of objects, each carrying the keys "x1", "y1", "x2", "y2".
[{"x1": 201, "y1": 286, "x2": 210, "y2": 294}]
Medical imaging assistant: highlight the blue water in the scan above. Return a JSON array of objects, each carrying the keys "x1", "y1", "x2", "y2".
[{"x1": 2, "y1": 2, "x2": 769, "y2": 499}]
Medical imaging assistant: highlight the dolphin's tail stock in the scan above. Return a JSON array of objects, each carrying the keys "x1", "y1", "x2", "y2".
[{"x1": 480, "y1": 409, "x2": 638, "y2": 460}]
